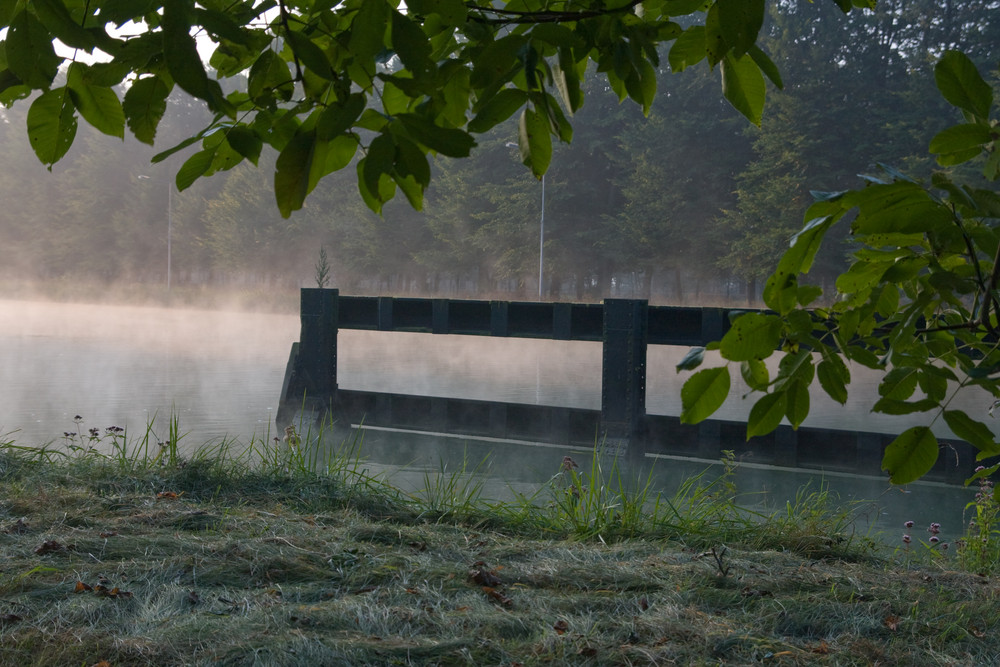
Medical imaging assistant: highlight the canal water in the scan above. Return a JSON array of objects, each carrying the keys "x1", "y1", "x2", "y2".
[{"x1": 0, "y1": 298, "x2": 989, "y2": 546}]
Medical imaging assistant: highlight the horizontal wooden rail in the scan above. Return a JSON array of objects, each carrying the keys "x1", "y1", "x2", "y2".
[{"x1": 335, "y1": 294, "x2": 734, "y2": 345}]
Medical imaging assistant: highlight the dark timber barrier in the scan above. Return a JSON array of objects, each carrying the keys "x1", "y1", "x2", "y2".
[{"x1": 277, "y1": 288, "x2": 975, "y2": 484}]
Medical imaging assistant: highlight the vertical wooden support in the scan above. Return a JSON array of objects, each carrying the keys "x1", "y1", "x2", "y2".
[
  {"x1": 277, "y1": 288, "x2": 339, "y2": 429},
  {"x1": 701, "y1": 308, "x2": 725, "y2": 342},
  {"x1": 296, "y1": 288, "x2": 339, "y2": 399},
  {"x1": 601, "y1": 299, "x2": 647, "y2": 454},
  {"x1": 432, "y1": 299, "x2": 449, "y2": 334},
  {"x1": 377, "y1": 296, "x2": 393, "y2": 330},
  {"x1": 490, "y1": 301, "x2": 509, "y2": 336},
  {"x1": 553, "y1": 302, "x2": 572, "y2": 340}
]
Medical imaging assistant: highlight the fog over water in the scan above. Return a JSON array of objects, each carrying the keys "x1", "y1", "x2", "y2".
[{"x1": 4, "y1": 298, "x2": 998, "y2": 447}]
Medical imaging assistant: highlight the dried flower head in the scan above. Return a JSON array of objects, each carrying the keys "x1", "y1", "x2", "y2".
[
  {"x1": 904, "y1": 520, "x2": 914, "y2": 529},
  {"x1": 903, "y1": 534, "x2": 912, "y2": 544}
]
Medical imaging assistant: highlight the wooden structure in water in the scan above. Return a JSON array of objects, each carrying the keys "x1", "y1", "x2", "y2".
[{"x1": 277, "y1": 288, "x2": 975, "y2": 484}]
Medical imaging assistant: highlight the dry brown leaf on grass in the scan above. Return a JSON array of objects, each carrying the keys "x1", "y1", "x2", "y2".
[
  {"x1": 468, "y1": 563, "x2": 503, "y2": 587},
  {"x1": 482, "y1": 587, "x2": 513, "y2": 607},
  {"x1": 156, "y1": 491, "x2": 182, "y2": 500},
  {"x1": 553, "y1": 620, "x2": 570, "y2": 635},
  {"x1": 35, "y1": 540, "x2": 69, "y2": 555},
  {"x1": 884, "y1": 614, "x2": 900, "y2": 631},
  {"x1": 811, "y1": 640, "x2": 831, "y2": 654}
]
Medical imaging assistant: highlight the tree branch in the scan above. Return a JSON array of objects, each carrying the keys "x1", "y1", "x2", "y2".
[{"x1": 465, "y1": 0, "x2": 643, "y2": 25}]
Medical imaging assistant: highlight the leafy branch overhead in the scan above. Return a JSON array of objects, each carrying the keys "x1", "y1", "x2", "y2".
[
  {"x1": 678, "y1": 50, "x2": 1000, "y2": 487},
  {"x1": 1, "y1": 0, "x2": 873, "y2": 217}
]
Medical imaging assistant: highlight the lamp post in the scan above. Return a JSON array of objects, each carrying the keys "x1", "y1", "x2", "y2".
[
  {"x1": 505, "y1": 142, "x2": 545, "y2": 299},
  {"x1": 137, "y1": 175, "x2": 172, "y2": 290},
  {"x1": 538, "y1": 173, "x2": 545, "y2": 300}
]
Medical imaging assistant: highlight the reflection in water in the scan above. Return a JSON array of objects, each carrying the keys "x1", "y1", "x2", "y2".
[{"x1": 0, "y1": 298, "x2": 983, "y2": 545}]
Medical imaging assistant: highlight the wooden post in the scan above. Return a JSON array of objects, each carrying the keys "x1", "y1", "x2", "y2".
[
  {"x1": 601, "y1": 299, "x2": 647, "y2": 455},
  {"x1": 295, "y1": 287, "x2": 339, "y2": 399}
]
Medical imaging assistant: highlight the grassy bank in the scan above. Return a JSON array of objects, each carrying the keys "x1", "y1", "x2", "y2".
[{"x1": 1, "y1": 431, "x2": 999, "y2": 666}]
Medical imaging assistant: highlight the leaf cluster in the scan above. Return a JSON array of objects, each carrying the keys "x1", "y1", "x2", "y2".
[
  {"x1": 679, "y1": 50, "x2": 1000, "y2": 487},
  {"x1": 0, "y1": 0, "x2": 869, "y2": 216}
]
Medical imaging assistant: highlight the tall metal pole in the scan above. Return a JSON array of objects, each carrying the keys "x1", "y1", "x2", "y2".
[
  {"x1": 538, "y1": 173, "x2": 544, "y2": 299},
  {"x1": 167, "y1": 182, "x2": 172, "y2": 291}
]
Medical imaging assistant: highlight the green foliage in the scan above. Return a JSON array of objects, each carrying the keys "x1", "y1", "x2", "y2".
[
  {"x1": 0, "y1": 0, "x2": 870, "y2": 216},
  {"x1": 679, "y1": 50, "x2": 1000, "y2": 486}
]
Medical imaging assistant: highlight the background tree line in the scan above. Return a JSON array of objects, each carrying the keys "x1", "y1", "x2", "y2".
[{"x1": 0, "y1": 0, "x2": 995, "y2": 305}]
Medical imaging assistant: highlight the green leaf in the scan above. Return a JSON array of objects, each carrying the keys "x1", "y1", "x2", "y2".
[
  {"x1": 930, "y1": 123, "x2": 992, "y2": 155},
  {"x1": 784, "y1": 379, "x2": 809, "y2": 428},
  {"x1": 935, "y1": 50, "x2": 993, "y2": 120},
  {"x1": 703, "y1": 3, "x2": 727, "y2": 66},
  {"x1": 882, "y1": 426, "x2": 938, "y2": 485},
  {"x1": 395, "y1": 136, "x2": 431, "y2": 187},
  {"x1": 162, "y1": 0, "x2": 224, "y2": 112},
  {"x1": 879, "y1": 367, "x2": 918, "y2": 400},
  {"x1": 676, "y1": 346, "x2": 705, "y2": 371},
  {"x1": 763, "y1": 216, "x2": 835, "y2": 314},
  {"x1": 122, "y1": 76, "x2": 170, "y2": 146},
  {"x1": 26, "y1": 87, "x2": 77, "y2": 167},
  {"x1": 518, "y1": 107, "x2": 551, "y2": 179},
  {"x1": 275, "y1": 131, "x2": 319, "y2": 218},
  {"x1": 717, "y1": 0, "x2": 763, "y2": 56},
  {"x1": 317, "y1": 93, "x2": 366, "y2": 139},
  {"x1": 469, "y1": 89, "x2": 528, "y2": 134},
  {"x1": 553, "y1": 47, "x2": 584, "y2": 114},
  {"x1": 151, "y1": 134, "x2": 204, "y2": 163},
  {"x1": 721, "y1": 52, "x2": 765, "y2": 126},
  {"x1": 747, "y1": 391, "x2": 785, "y2": 438},
  {"x1": 361, "y1": 132, "x2": 396, "y2": 210},
  {"x1": 797, "y1": 285, "x2": 824, "y2": 306},
  {"x1": 741, "y1": 358, "x2": 769, "y2": 391},
  {"x1": 225, "y1": 125, "x2": 263, "y2": 165},
  {"x1": 680, "y1": 367, "x2": 730, "y2": 424},
  {"x1": 33, "y1": 0, "x2": 97, "y2": 51},
  {"x1": 349, "y1": 0, "x2": 388, "y2": 61},
  {"x1": 175, "y1": 147, "x2": 216, "y2": 191},
  {"x1": 248, "y1": 50, "x2": 294, "y2": 103},
  {"x1": 6, "y1": 10, "x2": 61, "y2": 88},
  {"x1": 66, "y1": 63, "x2": 125, "y2": 139},
  {"x1": 285, "y1": 29, "x2": 334, "y2": 80},
  {"x1": 667, "y1": 25, "x2": 705, "y2": 72},
  {"x1": 747, "y1": 45, "x2": 782, "y2": 89},
  {"x1": 324, "y1": 134, "x2": 360, "y2": 174},
  {"x1": 943, "y1": 410, "x2": 1000, "y2": 455},
  {"x1": 397, "y1": 114, "x2": 475, "y2": 157},
  {"x1": 874, "y1": 284, "x2": 900, "y2": 318},
  {"x1": 817, "y1": 357, "x2": 849, "y2": 405},
  {"x1": 470, "y1": 35, "x2": 526, "y2": 89},
  {"x1": 719, "y1": 312, "x2": 781, "y2": 362},
  {"x1": 391, "y1": 10, "x2": 432, "y2": 74}
]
